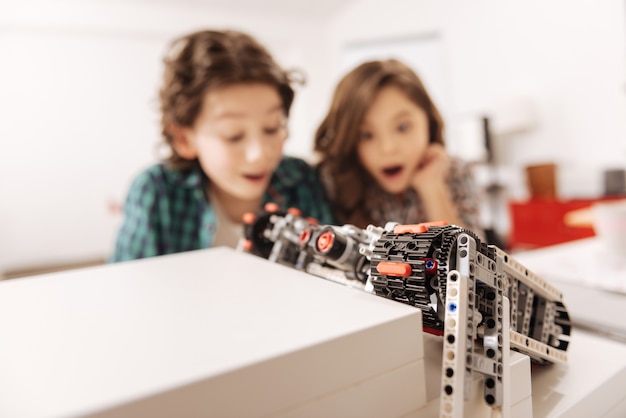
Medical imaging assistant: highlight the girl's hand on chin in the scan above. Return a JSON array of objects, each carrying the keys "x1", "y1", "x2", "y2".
[{"x1": 411, "y1": 143, "x2": 450, "y2": 193}]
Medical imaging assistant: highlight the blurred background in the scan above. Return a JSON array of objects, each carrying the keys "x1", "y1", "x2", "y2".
[{"x1": 1, "y1": 0, "x2": 625, "y2": 277}]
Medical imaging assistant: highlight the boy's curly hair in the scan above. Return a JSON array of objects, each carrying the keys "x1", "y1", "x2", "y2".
[{"x1": 159, "y1": 30, "x2": 297, "y2": 170}]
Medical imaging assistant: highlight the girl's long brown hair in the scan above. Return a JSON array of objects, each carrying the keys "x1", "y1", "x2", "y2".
[{"x1": 314, "y1": 59, "x2": 445, "y2": 227}]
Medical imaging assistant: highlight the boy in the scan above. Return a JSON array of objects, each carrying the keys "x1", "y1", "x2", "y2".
[{"x1": 111, "y1": 30, "x2": 333, "y2": 261}]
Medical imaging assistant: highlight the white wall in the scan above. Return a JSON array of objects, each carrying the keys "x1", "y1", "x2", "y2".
[
  {"x1": 0, "y1": 0, "x2": 332, "y2": 271},
  {"x1": 444, "y1": 0, "x2": 626, "y2": 198},
  {"x1": 2, "y1": 0, "x2": 625, "y2": 271}
]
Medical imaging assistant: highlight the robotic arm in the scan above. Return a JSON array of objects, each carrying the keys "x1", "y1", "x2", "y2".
[{"x1": 241, "y1": 204, "x2": 571, "y2": 416}]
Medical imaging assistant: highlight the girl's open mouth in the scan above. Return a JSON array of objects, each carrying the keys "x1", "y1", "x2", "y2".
[{"x1": 382, "y1": 165, "x2": 403, "y2": 177}]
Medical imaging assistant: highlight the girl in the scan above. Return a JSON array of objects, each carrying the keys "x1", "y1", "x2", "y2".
[
  {"x1": 314, "y1": 59, "x2": 482, "y2": 234},
  {"x1": 111, "y1": 30, "x2": 334, "y2": 262}
]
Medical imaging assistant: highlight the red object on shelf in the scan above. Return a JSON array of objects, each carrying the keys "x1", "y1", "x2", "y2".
[{"x1": 508, "y1": 198, "x2": 621, "y2": 250}]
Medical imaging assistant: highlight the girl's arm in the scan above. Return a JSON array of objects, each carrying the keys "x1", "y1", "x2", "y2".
[
  {"x1": 411, "y1": 144, "x2": 464, "y2": 227},
  {"x1": 411, "y1": 145, "x2": 482, "y2": 234},
  {"x1": 414, "y1": 177, "x2": 465, "y2": 227}
]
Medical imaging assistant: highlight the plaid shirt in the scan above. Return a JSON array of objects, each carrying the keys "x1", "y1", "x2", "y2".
[{"x1": 110, "y1": 156, "x2": 334, "y2": 262}]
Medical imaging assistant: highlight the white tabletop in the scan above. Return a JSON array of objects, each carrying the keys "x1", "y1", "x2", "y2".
[
  {"x1": 414, "y1": 328, "x2": 626, "y2": 417},
  {"x1": 513, "y1": 238, "x2": 626, "y2": 416},
  {"x1": 513, "y1": 237, "x2": 626, "y2": 293},
  {"x1": 514, "y1": 237, "x2": 626, "y2": 342},
  {"x1": 530, "y1": 329, "x2": 626, "y2": 417}
]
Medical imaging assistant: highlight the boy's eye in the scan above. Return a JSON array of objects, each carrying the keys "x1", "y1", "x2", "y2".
[
  {"x1": 263, "y1": 125, "x2": 282, "y2": 135},
  {"x1": 397, "y1": 122, "x2": 411, "y2": 133},
  {"x1": 225, "y1": 133, "x2": 245, "y2": 143}
]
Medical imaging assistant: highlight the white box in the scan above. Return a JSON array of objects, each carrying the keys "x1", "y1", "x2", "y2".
[{"x1": 0, "y1": 248, "x2": 427, "y2": 417}]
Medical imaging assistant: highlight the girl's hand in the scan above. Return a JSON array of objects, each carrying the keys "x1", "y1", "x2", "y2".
[{"x1": 411, "y1": 143, "x2": 450, "y2": 193}]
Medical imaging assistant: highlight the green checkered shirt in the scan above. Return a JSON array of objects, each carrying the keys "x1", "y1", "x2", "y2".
[{"x1": 110, "y1": 156, "x2": 335, "y2": 262}]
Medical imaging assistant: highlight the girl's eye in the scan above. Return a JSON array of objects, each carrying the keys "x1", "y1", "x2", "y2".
[
  {"x1": 359, "y1": 131, "x2": 373, "y2": 141},
  {"x1": 397, "y1": 122, "x2": 411, "y2": 133}
]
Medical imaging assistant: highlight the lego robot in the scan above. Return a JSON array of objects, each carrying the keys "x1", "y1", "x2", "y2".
[{"x1": 240, "y1": 204, "x2": 571, "y2": 417}]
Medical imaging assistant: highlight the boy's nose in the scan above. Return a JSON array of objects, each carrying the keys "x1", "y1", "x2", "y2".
[{"x1": 245, "y1": 137, "x2": 268, "y2": 162}]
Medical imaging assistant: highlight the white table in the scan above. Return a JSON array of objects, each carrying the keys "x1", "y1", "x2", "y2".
[
  {"x1": 514, "y1": 238, "x2": 626, "y2": 417},
  {"x1": 2, "y1": 247, "x2": 626, "y2": 417},
  {"x1": 513, "y1": 237, "x2": 626, "y2": 293},
  {"x1": 514, "y1": 237, "x2": 626, "y2": 342},
  {"x1": 417, "y1": 329, "x2": 626, "y2": 418}
]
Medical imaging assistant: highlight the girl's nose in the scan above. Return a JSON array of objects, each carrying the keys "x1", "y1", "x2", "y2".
[
  {"x1": 379, "y1": 136, "x2": 397, "y2": 154},
  {"x1": 245, "y1": 137, "x2": 268, "y2": 162}
]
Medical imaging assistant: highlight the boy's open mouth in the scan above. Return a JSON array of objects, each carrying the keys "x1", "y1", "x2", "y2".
[{"x1": 244, "y1": 173, "x2": 267, "y2": 181}]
